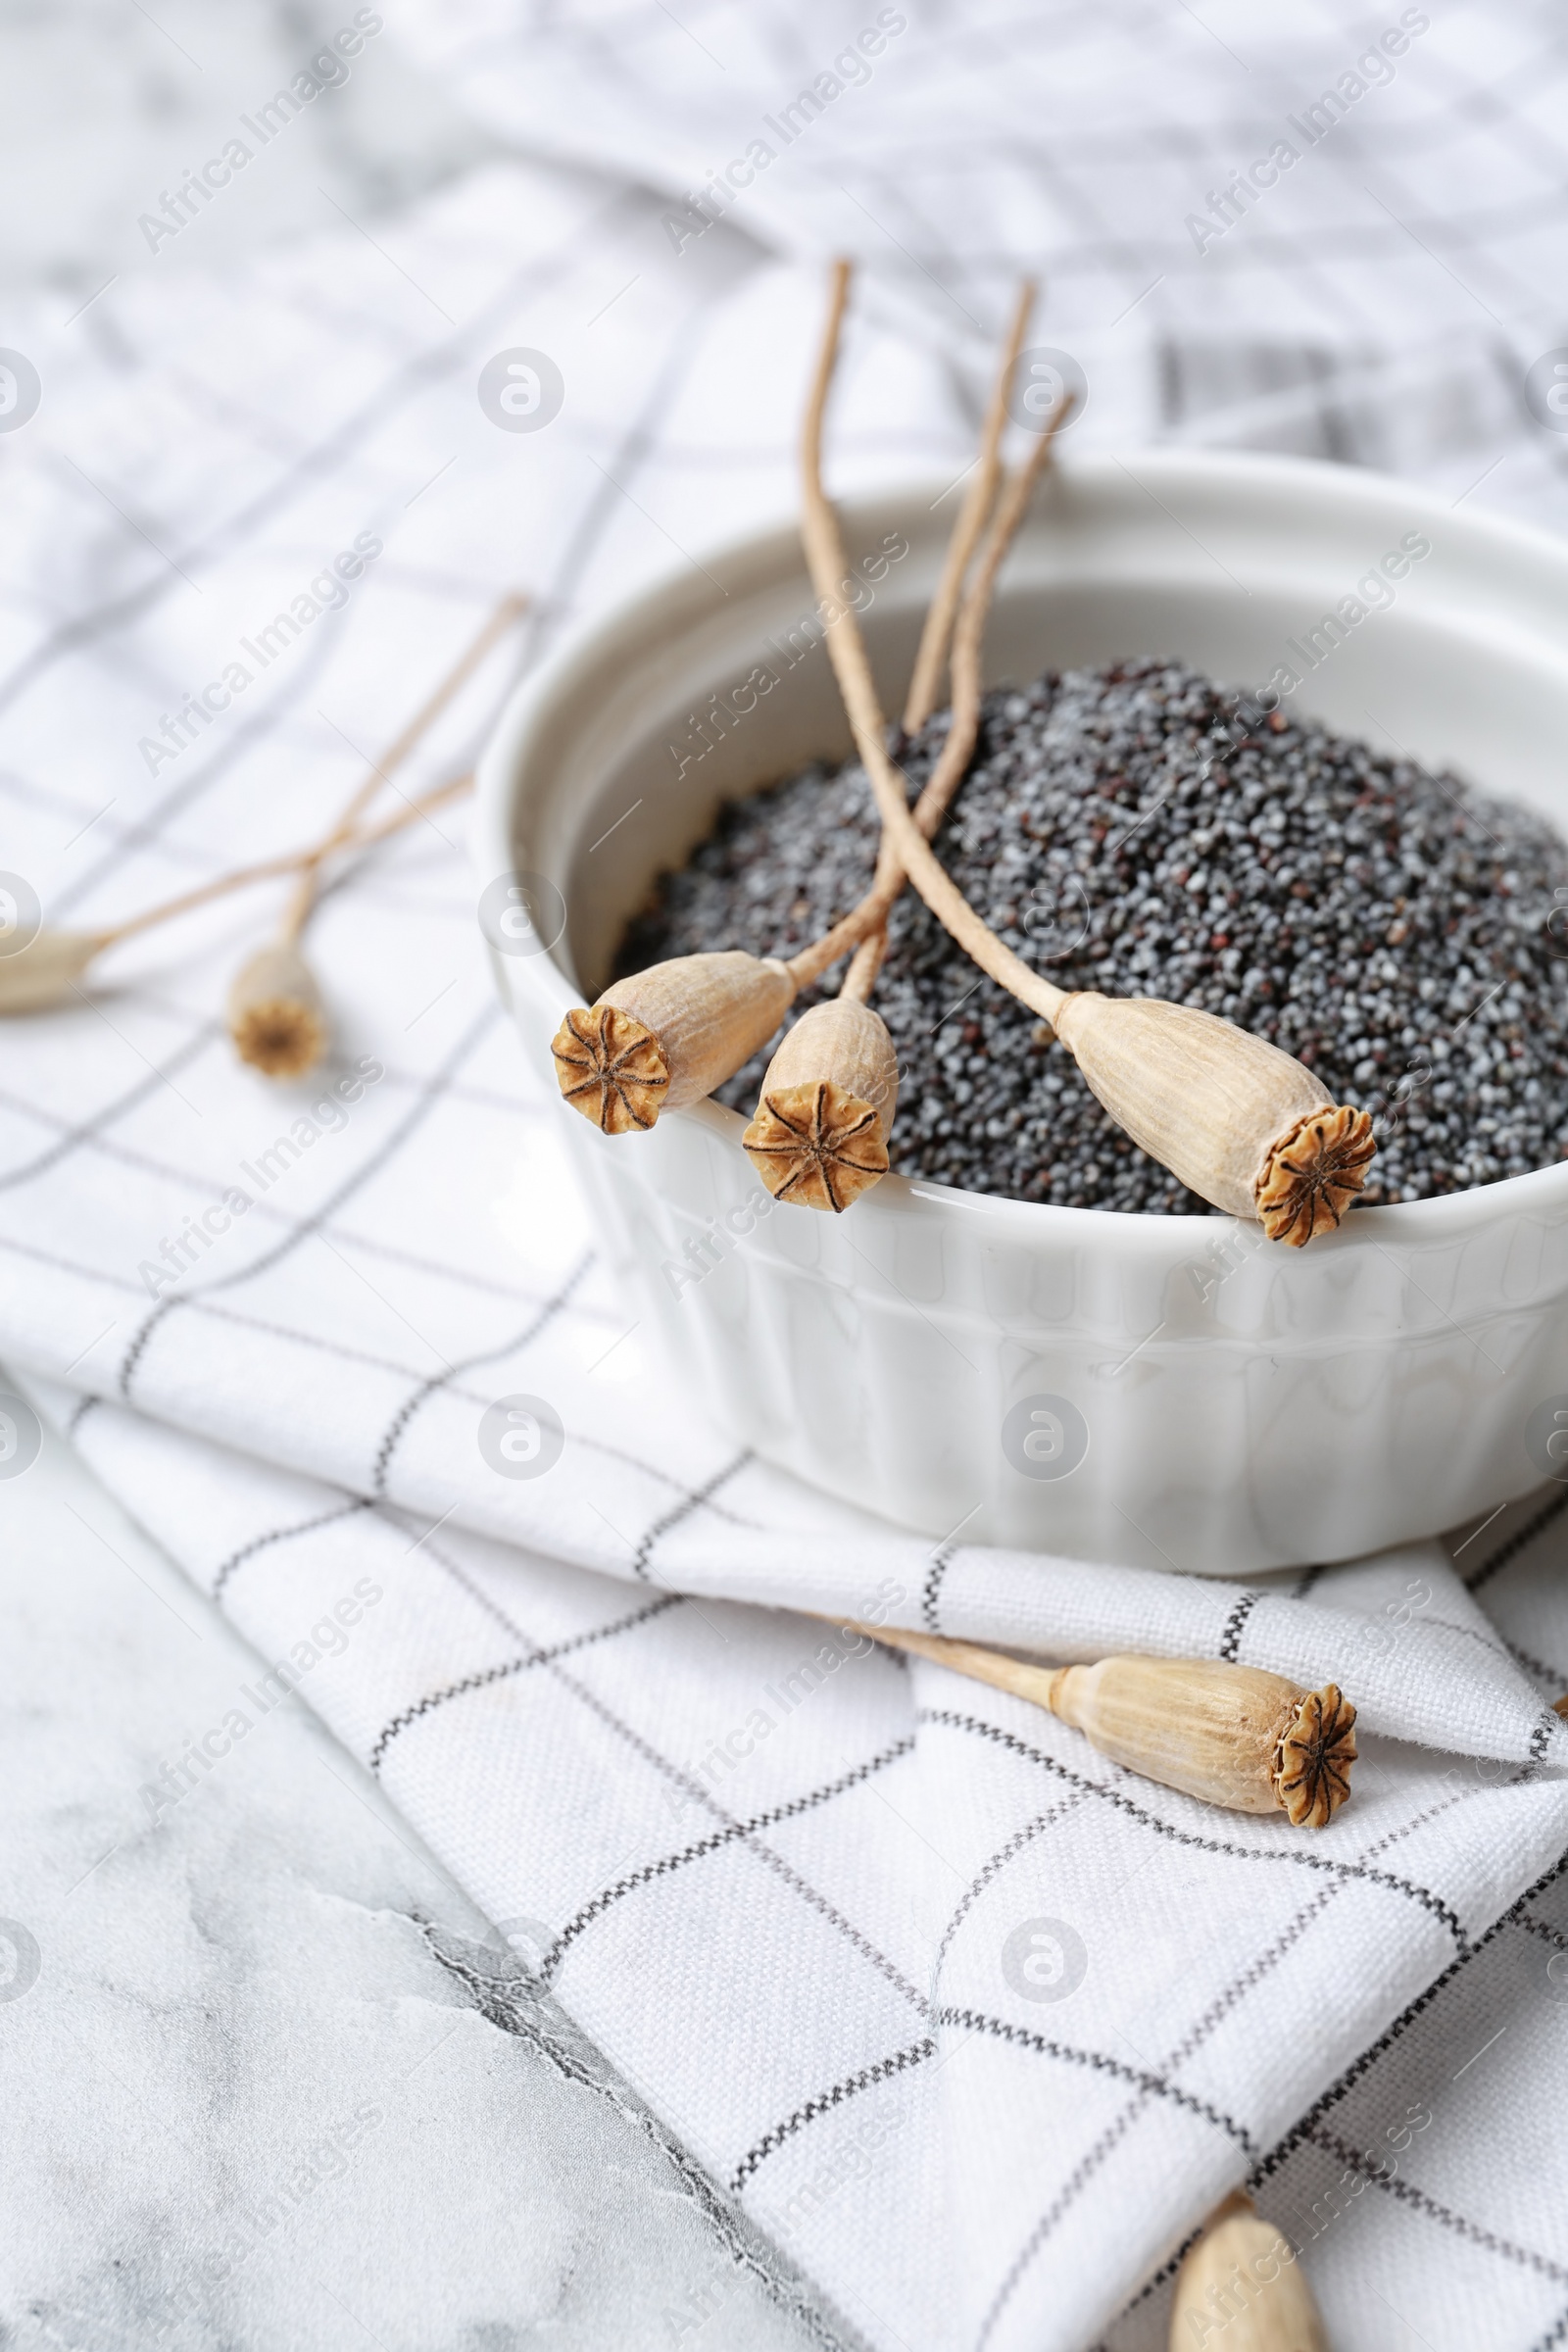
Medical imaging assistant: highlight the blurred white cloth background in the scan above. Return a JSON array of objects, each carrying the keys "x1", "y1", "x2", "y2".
[{"x1": 5, "y1": 7, "x2": 1568, "y2": 2349}]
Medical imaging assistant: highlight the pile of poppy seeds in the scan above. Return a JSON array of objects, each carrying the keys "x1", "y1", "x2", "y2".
[{"x1": 614, "y1": 661, "x2": 1568, "y2": 1212}]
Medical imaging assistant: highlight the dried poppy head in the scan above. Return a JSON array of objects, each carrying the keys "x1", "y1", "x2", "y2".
[
  {"x1": 1044, "y1": 1653, "x2": 1356, "y2": 1825},
  {"x1": 227, "y1": 943, "x2": 328, "y2": 1079},
  {"x1": 552, "y1": 952, "x2": 795, "y2": 1133},
  {"x1": 742, "y1": 998, "x2": 898, "y2": 1212},
  {"x1": 1171, "y1": 2192, "x2": 1328, "y2": 2350},
  {"x1": 836, "y1": 1635, "x2": 1357, "y2": 1830},
  {"x1": 1050, "y1": 992, "x2": 1375, "y2": 1244},
  {"x1": 551, "y1": 1004, "x2": 669, "y2": 1134}
]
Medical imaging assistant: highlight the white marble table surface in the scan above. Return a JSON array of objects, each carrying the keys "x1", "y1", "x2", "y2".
[
  {"x1": 0, "y1": 1409, "x2": 826, "y2": 2351},
  {"x1": 0, "y1": 7, "x2": 823, "y2": 2343}
]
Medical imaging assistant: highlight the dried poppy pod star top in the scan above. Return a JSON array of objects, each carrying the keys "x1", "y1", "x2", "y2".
[
  {"x1": 742, "y1": 997, "x2": 900, "y2": 1211},
  {"x1": 552, "y1": 951, "x2": 797, "y2": 1134},
  {"x1": 227, "y1": 941, "x2": 328, "y2": 1079}
]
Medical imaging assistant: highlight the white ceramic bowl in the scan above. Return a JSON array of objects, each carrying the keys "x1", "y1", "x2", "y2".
[{"x1": 477, "y1": 452, "x2": 1568, "y2": 1574}]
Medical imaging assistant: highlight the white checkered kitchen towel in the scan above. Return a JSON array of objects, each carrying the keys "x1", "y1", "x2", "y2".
[{"x1": 8, "y1": 7, "x2": 1568, "y2": 2346}]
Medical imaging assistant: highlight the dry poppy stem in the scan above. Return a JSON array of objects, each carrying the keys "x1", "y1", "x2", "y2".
[
  {"x1": 841, "y1": 350, "x2": 1075, "y2": 1004},
  {"x1": 836, "y1": 1617, "x2": 1356, "y2": 1827},
  {"x1": 901, "y1": 278, "x2": 1038, "y2": 739},
  {"x1": 278, "y1": 591, "x2": 527, "y2": 946},
  {"x1": 88, "y1": 849, "x2": 348, "y2": 953},
  {"x1": 90, "y1": 772, "x2": 474, "y2": 952},
  {"x1": 99, "y1": 590, "x2": 522, "y2": 961},
  {"x1": 234, "y1": 594, "x2": 524, "y2": 1079},
  {"x1": 796, "y1": 260, "x2": 1376, "y2": 1243},
  {"x1": 1, "y1": 774, "x2": 475, "y2": 1017},
  {"x1": 780, "y1": 348, "x2": 1020, "y2": 992},
  {"x1": 797, "y1": 259, "x2": 1080, "y2": 1031},
  {"x1": 778, "y1": 287, "x2": 1052, "y2": 998}
]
